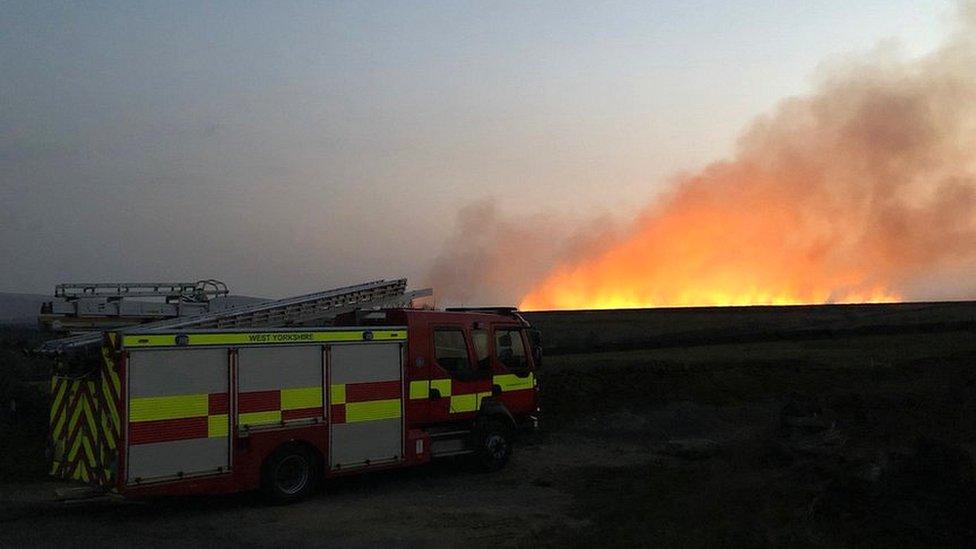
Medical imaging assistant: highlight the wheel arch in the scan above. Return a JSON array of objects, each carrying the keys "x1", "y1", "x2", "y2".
[
  {"x1": 263, "y1": 438, "x2": 325, "y2": 477},
  {"x1": 476, "y1": 399, "x2": 517, "y2": 432}
]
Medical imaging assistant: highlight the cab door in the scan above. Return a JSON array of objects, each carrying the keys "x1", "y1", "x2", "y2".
[
  {"x1": 490, "y1": 326, "x2": 537, "y2": 416},
  {"x1": 426, "y1": 325, "x2": 492, "y2": 423}
]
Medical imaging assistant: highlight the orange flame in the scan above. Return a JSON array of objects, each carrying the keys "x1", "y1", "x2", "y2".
[{"x1": 519, "y1": 162, "x2": 906, "y2": 310}]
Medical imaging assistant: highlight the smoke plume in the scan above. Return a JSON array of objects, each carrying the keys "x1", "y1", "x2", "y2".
[
  {"x1": 426, "y1": 199, "x2": 618, "y2": 307},
  {"x1": 433, "y1": 7, "x2": 976, "y2": 309}
]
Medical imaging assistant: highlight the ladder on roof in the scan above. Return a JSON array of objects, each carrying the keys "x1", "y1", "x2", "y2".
[
  {"x1": 55, "y1": 280, "x2": 229, "y2": 302},
  {"x1": 40, "y1": 280, "x2": 233, "y2": 332},
  {"x1": 39, "y1": 278, "x2": 431, "y2": 354}
]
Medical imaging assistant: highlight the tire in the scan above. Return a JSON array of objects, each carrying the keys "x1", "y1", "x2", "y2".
[
  {"x1": 474, "y1": 418, "x2": 513, "y2": 472},
  {"x1": 261, "y1": 444, "x2": 317, "y2": 504}
]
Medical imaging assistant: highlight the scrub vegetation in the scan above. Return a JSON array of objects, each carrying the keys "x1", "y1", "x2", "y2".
[
  {"x1": 0, "y1": 326, "x2": 50, "y2": 481},
  {"x1": 537, "y1": 327, "x2": 976, "y2": 546}
]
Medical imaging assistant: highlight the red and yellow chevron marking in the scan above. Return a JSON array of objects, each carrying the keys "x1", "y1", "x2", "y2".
[
  {"x1": 100, "y1": 346, "x2": 122, "y2": 450},
  {"x1": 50, "y1": 346, "x2": 122, "y2": 485},
  {"x1": 238, "y1": 386, "x2": 323, "y2": 427},
  {"x1": 128, "y1": 392, "x2": 229, "y2": 445},
  {"x1": 328, "y1": 381, "x2": 402, "y2": 424}
]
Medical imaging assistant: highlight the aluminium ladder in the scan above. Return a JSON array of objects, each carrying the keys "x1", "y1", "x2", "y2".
[
  {"x1": 54, "y1": 280, "x2": 229, "y2": 302},
  {"x1": 40, "y1": 278, "x2": 431, "y2": 354}
]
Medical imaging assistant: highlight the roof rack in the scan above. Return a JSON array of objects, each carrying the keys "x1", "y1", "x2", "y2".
[
  {"x1": 40, "y1": 279, "x2": 431, "y2": 354},
  {"x1": 40, "y1": 279, "x2": 233, "y2": 331},
  {"x1": 54, "y1": 280, "x2": 228, "y2": 302}
]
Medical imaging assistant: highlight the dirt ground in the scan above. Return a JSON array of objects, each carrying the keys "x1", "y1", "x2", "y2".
[
  {"x1": 2, "y1": 307, "x2": 976, "y2": 547},
  {"x1": 0, "y1": 427, "x2": 670, "y2": 547}
]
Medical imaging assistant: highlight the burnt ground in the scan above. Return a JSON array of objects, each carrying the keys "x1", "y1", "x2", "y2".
[{"x1": 2, "y1": 306, "x2": 976, "y2": 547}]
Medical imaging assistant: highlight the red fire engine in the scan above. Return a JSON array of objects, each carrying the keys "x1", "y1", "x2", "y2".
[{"x1": 48, "y1": 307, "x2": 540, "y2": 502}]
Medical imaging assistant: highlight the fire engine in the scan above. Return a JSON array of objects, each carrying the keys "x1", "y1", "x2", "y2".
[{"x1": 44, "y1": 280, "x2": 540, "y2": 503}]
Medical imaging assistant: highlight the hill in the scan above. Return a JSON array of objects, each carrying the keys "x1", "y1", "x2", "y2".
[{"x1": 0, "y1": 293, "x2": 48, "y2": 325}]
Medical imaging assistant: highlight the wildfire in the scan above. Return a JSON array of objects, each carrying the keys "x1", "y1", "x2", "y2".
[
  {"x1": 518, "y1": 165, "x2": 905, "y2": 311},
  {"x1": 434, "y1": 11, "x2": 976, "y2": 311},
  {"x1": 513, "y1": 10, "x2": 976, "y2": 312}
]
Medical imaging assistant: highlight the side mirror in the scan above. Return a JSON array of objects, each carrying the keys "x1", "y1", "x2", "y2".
[{"x1": 528, "y1": 329, "x2": 542, "y2": 368}]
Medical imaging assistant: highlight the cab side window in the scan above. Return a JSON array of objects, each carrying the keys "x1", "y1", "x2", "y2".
[
  {"x1": 472, "y1": 329, "x2": 491, "y2": 371},
  {"x1": 494, "y1": 329, "x2": 528, "y2": 373},
  {"x1": 434, "y1": 329, "x2": 476, "y2": 378}
]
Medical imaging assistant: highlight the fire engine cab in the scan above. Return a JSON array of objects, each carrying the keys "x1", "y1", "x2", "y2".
[{"x1": 48, "y1": 307, "x2": 540, "y2": 503}]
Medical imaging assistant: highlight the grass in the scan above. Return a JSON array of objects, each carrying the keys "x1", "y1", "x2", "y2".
[
  {"x1": 539, "y1": 330, "x2": 976, "y2": 423},
  {"x1": 0, "y1": 326, "x2": 56, "y2": 481},
  {"x1": 535, "y1": 327, "x2": 976, "y2": 547}
]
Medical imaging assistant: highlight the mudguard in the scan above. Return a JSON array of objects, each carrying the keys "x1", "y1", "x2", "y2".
[{"x1": 476, "y1": 398, "x2": 517, "y2": 432}]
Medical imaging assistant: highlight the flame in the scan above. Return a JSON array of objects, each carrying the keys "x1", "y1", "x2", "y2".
[{"x1": 518, "y1": 161, "x2": 907, "y2": 310}]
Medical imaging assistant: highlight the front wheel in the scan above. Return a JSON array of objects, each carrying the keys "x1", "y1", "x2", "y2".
[
  {"x1": 474, "y1": 419, "x2": 513, "y2": 472},
  {"x1": 262, "y1": 444, "x2": 317, "y2": 504}
]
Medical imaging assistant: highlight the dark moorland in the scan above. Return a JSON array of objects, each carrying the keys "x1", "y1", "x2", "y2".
[{"x1": 1, "y1": 302, "x2": 975, "y2": 546}]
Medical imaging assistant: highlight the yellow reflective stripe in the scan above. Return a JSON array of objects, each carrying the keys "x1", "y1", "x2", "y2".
[
  {"x1": 281, "y1": 386, "x2": 322, "y2": 410},
  {"x1": 83, "y1": 384, "x2": 98, "y2": 438},
  {"x1": 101, "y1": 417, "x2": 116, "y2": 450},
  {"x1": 408, "y1": 380, "x2": 428, "y2": 399},
  {"x1": 345, "y1": 399, "x2": 401, "y2": 422},
  {"x1": 102, "y1": 346, "x2": 122, "y2": 392},
  {"x1": 450, "y1": 394, "x2": 478, "y2": 413},
  {"x1": 239, "y1": 410, "x2": 281, "y2": 426},
  {"x1": 330, "y1": 384, "x2": 346, "y2": 405},
  {"x1": 67, "y1": 434, "x2": 81, "y2": 460},
  {"x1": 123, "y1": 329, "x2": 406, "y2": 348},
  {"x1": 129, "y1": 394, "x2": 208, "y2": 422},
  {"x1": 68, "y1": 394, "x2": 88, "y2": 432},
  {"x1": 81, "y1": 436, "x2": 95, "y2": 465},
  {"x1": 431, "y1": 378, "x2": 452, "y2": 396},
  {"x1": 101, "y1": 377, "x2": 120, "y2": 431},
  {"x1": 67, "y1": 433, "x2": 95, "y2": 466},
  {"x1": 493, "y1": 373, "x2": 535, "y2": 392},
  {"x1": 53, "y1": 405, "x2": 67, "y2": 439},
  {"x1": 208, "y1": 414, "x2": 229, "y2": 437},
  {"x1": 50, "y1": 379, "x2": 67, "y2": 421}
]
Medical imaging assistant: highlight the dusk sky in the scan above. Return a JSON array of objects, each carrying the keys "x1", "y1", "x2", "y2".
[{"x1": 1, "y1": 1, "x2": 954, "y2": 300}]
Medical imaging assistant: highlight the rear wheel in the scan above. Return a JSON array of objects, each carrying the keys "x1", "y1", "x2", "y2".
[
  {"x1": 262, "y1": 444, "x2": 317, "y2": 504},
  {"x1": 475, "y1": 419, "x2": 513, "y2": 472}
]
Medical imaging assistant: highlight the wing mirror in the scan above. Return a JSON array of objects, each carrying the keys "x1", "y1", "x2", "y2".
[{"x1": 528, "y1": 328, "x2": 542, "y2": 368}]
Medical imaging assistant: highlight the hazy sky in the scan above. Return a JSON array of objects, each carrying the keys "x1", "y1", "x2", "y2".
[{"x1": 0, "y1": 1, "x2": 953, "y2": 298}]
